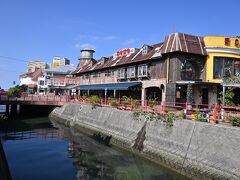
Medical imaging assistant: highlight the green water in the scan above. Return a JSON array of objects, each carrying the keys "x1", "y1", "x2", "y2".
[{"x1": 0, "y1": 117, "x2": 189, "y2": 179}]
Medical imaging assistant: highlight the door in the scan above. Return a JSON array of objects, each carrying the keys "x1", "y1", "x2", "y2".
[{"x1": 202, "y1": 88, "x2": 208, "y2": 104}]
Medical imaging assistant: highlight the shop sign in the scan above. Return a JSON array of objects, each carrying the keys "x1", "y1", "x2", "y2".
[
  {"x1": 72, "y1": 89, "x2": 76, "y2": 93},
  {"x1": 113, "y1": 48, "x2": 135, "y2": 58},
  {"x1": 224, "y1": 38, "x2": 240, "y2": 47}
]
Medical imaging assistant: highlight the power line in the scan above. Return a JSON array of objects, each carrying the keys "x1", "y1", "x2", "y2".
[
  {"x1": 0, "y1": 67, "x2": 23, "y2": 73},
  {"x1": 0, "y1": 55, "x2": 28, "y2": 63}
]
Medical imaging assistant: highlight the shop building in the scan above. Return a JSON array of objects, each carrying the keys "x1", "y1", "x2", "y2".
[
  {"x1": 73, "y1": 32, "x2": 211, "y2": 105},
  {"x1": 204, "y1": 36, "x2": 240, "y2": 104},
  {"x1": 37, "y1": 65, "x2": 76, "y2": 95}
]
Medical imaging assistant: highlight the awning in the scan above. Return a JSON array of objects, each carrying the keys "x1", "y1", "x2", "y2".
[
  {"x1": 27, "y1": 84, "x2": 37, "y2": 88},
  {"x1": 79, "y1": 82, "x2": 142, "y2": 90},
  {"x1": 66, "y1": 84, "x2": 79, "y2": 90}
]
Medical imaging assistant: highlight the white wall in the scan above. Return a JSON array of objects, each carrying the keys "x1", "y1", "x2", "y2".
[{"x1": 19, "y1": 77, "x2": 37, "y2": 86}]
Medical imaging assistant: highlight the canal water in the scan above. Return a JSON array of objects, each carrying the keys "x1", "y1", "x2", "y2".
[{"x1": 0, "y1": 117, "x2": 188, "y2": 180}]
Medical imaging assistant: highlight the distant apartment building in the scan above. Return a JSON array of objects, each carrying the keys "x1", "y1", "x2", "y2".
[
  {"x1": 28, "y1": 61, "x2": 49, "y2": 73},
  {"x1": 37, "y1": 64, "x2": 76, "y2": 95},
  {"x1": 19, "y1": 68, "x2": 43, "y2": 94},
  {"x1": 52, "y1": 56, "x2": 70, "y2": 68}
]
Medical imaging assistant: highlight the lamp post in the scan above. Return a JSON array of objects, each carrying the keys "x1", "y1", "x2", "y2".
[{"x1": 105, "y1": 88, "x2": 107, "y2": 105}]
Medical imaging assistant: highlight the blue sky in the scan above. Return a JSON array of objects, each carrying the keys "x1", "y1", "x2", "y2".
[{"x1": 0, "y1": 0, "x2": 239, "y2": 89}]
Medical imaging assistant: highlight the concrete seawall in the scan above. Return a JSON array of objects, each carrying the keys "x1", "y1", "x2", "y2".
[{"x1": 49, "y1": 103, "x2": 240, "y2": 179}]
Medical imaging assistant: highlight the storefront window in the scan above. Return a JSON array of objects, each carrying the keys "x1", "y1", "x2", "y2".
[
  {"x1": 234, "y1": 60, "x2": 240, "y2": 76},
  {"x1": 213, "y1": 57, "x2": 235, "y2": 79},
  {"x1": 180, "y1": 60, "x2": 196, "y2": 80},
  {"x1": 213, "y1": 58, "x2": 223, "y2": 79}
]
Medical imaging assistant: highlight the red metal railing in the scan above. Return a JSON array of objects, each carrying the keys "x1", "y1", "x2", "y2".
[{"x1": 1, "y1": 94, "x2": 240, "y2": 126}]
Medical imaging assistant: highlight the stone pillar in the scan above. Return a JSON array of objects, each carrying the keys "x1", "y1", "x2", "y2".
[
  {"x1": 113, "y1": 90, "x2": 116, "y2": 98},
  {"x1": 141, "y1": 88, "x2": 146, "y2": 106},
  {"x1": 87, "y1": 90, "x2": 90, "y2": 96}
]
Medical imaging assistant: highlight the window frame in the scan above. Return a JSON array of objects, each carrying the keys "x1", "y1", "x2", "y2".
[
  {"x1": 213, "y1": 56, "x2": 236, "y2": 79},
  {"x1": 127, "y1": 66, "x2": 136, "y2": 78},
  {"x1": 117, "y1": 68, "x2": 126, "y2": 79},
  {"x1": 142, "y1": 46, "x2": 148, "y2": 55},
  {"x1": 138, "y1": 64, "x2": 148, "y2": 77}
]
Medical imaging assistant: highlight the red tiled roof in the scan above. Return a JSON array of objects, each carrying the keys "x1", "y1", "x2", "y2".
[
  {"x1": 73, "y1": 32, "x2": 206, "y2": 75},
  {"x1": 20, "y1": 68, "x2": 43, "y2": 81}
]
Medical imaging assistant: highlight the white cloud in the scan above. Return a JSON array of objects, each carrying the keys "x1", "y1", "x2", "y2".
[{"x1": 75, "y1": 43, "x2": 96, "y2": 50}]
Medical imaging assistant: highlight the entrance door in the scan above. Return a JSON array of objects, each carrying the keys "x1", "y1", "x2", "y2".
[{"x1": 202, "y1": 88, "x2": 208, "y2": 104}]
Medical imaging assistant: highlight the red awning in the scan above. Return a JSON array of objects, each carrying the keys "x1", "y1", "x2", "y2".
[{"x1": 27, "y1": 84, "x2": 37, "y2": 88}]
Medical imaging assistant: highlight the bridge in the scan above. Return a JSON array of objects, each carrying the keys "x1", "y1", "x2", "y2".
[
  {"x1": 0, "y1": 94, "x2": 71, "y2": 106},
  {"x1": 0, "y1": 94, "x2": 74, "y2": 117}
]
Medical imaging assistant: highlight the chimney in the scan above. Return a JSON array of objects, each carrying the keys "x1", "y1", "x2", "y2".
[{"x1": 77, "y1": 49, "x2": 96, "y2": 68}]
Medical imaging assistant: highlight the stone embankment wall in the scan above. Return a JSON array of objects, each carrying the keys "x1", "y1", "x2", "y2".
[{"x1": 49, "y1": 103, "x2": 240, "y2": 180}]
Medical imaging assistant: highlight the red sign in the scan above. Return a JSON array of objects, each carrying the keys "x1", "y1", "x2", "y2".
[
  {"x1": 225, "y1": 38, "x2": 230, "y2": 45},
  {"x1": 224, "y1": 38, "x2": 240, "y2": 47},
  {"x1": 114, "y1": 48, "x2": 135, "y2": 58},
  {"x1": 235, "y1": 39, "x2": 239, "y2": 47}
]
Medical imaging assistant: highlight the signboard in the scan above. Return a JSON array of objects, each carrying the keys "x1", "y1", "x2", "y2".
[
  {"x1": 225, "y1": 38, "x2": 240, "y2": 47},
  {"x1": 113, "y1": 48, "x2": 135, "y2": 58},
  {"x1": 72, "y1": 89, "x2": 76, "y2": 93}
]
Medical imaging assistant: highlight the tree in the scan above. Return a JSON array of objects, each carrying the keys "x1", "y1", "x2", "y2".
[{"x1": 7, "y1": 85, "x2": 27, "y2": 97}]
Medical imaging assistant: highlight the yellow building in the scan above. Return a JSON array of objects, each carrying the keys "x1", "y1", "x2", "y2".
[{"x1": 204, "y1": 36, "x2": 240, "y2": 83}]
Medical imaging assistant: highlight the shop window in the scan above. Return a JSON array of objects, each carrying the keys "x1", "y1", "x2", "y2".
[
  {"x1": 105, "y1": 70, "x2": 114, "y2": 77},
  {"x1": 117, "y1": 68, "x2": 125, "y2": 79},
  {"x1": 138, "y1": 64, "x2": 148, "y2": 77},
  {"x1": 82, "y1": 74, "x2": 89, "y2": 80},
  {"x1": 180, "y1": 60, "x2": 196, "y2": 80},
  {"x1": 92, "y1": 72, "x2": 101, "y2": 78},
  {"x1": 234, "y1": 60, "x2": 240, "y2": 76},
  {"x1": 213, "y1": 57, "x2": 234, "y2": 79},
  {"x1": 127, "y1": 66, "x2": 136, "y2": 78},
  {"x1": 39, "y1": 80, "x2": 44, "y2": 85}
]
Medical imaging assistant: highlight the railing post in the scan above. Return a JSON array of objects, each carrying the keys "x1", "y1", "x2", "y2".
[
  {"x1": 145, "y1": 100, "x2": 147, "y2": 112},
  {"x1": 213, "y1": 103, "x2": 217, "y2": 123},
  {"x1": 130, "y1": 98, "x2": 133, "y2": 111}
]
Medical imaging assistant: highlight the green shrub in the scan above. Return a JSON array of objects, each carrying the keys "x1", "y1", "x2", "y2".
[
  {"x1": 164, "y1": 113, "x2": 176, "y2": 127},
  {"x1": 132, "y1": 99, "x2": 140, "y2": 109},
  {"x1": 89, "y1": 95, "x2": 100, "y2": 105},
  {"x1": 122, "y1": 96, "x2": 130, "y2": 106},
  {"x1": 132, "y1": 110, "x2": 175, "y2": 127},
  {"x1": 148, "y1": 99, "x2": 156, "y2": 108},
  {"x1": 110, "y1": 98, "x2": 118, "y2": 107},
  {"x1": 230, "y1": 117, "x2": 240, "y2": 127},
  {"x1": 7, "y1": 85, "x2": 27, "y2": 97}
]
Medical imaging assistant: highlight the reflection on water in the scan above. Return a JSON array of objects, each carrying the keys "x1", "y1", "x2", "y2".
[{"x1": 0, "y1": 117, "x2": 187, "y2": 180}]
